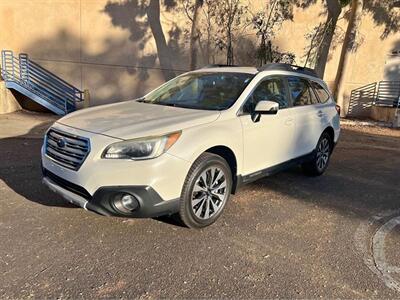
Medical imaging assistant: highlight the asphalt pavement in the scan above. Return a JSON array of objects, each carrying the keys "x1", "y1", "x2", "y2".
[{"x1": 1, "y1": 112, "x2": 400, "y2": 298}]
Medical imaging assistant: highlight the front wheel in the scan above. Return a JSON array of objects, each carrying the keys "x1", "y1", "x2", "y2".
[
  {"x1": 179, "y1": 153, "x2": 232, "y2": 229},
  {"x1": 302, "y1": 132, "x2": 332, "y2": 176}
]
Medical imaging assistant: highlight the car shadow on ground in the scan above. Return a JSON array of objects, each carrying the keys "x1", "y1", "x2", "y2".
[
  {"x1": 242, "y1": 127, "x2": 400, "y2": 222},
  {"x1": 1, "y1": 117, "x2": 399, "y2": 227},
  {"x1": 0, "y1": 118, "x2": 186, "y2": 226},
  {"x1": 0, "y1": 120, "x2": 76, "y2": 208}
]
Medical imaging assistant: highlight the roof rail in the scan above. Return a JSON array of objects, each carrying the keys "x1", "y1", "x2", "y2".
[
  {"x1": 258, "y1": 63, "x2": 319, "y2": 78},
  {"x1": 201, "y1": 64, "x2": 240, "y2": 69}
]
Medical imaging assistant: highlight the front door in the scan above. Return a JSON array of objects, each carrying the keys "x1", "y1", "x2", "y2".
[{"x1": 239, "y1": 76, "x2": 296, "y2": 176}]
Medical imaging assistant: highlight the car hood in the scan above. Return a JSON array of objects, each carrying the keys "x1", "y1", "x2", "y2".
[{"x1": 57, "y1": 101, "x2": 221, "y2": 140}]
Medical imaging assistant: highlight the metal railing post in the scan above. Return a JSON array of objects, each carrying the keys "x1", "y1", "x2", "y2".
[
  {"x1": 398, "y1": 82, "x2": 400, "y2": 108},
  {"x1": 83, "y1": 89, "x2": 90, "y2": 108},
  {"x1": 19, "y1": 53, "x2": 29, "y2": 85},
  {"x1": 12, "y1": 52, "x2": 15, "y2": 81},
  {"x1": 1, "y1": 50, "x2": 4, "y2": 80}
]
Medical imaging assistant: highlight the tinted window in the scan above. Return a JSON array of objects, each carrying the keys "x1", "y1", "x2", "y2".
[
  {"x1": 243, "y1": 77, "x2": 289, "y2": 113},
  {"x1": 143, "y1": 72, "x2": 254, "y2": 110},
  {"x1": 311, "y1": 81, "x2": 330, "y2": 103},
  {"x1": 287, "y1": 77, "x2": 319, "y2": 106}
]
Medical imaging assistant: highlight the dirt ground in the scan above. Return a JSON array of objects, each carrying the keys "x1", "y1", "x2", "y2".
[{"x1": 1, "y1": 111, "x2": 400, "y2": 299}]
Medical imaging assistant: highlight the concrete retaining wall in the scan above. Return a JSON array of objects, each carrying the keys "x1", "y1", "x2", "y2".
[
  {"x1": 371, "y1": 106, "x2": 400, "y2": 127},
  {"x1": 0, "y1": 80, "x2": 21, "y2": 114}
]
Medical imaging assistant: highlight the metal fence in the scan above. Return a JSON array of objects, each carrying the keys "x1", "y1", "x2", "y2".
[
  {"x1": 348, "y1": 81, "x2": 400, "y2": 117},
  {"x1": 375, "y1": 81, "x2": 400, "y2": 107}
]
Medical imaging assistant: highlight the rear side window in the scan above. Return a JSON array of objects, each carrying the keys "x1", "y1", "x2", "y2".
[
  {"x1": 287, "y1": 76, "x2": 319, "y2": 106},
  {"x1": 311, "y1": 81, "x2": 330, "y2": 103}
]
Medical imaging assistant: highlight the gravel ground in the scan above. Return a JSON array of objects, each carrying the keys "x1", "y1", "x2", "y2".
[{"x1": 0, "y1": 112, "x2": 399, "y2": 299}]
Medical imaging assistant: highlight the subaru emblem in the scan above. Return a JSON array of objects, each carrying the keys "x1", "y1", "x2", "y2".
[{"x1": 57, "y1": 138, "x2": 66, "y2": 148}]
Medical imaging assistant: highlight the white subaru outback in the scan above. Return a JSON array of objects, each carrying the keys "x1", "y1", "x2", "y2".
[{"x1": 42, "y1": 64, "x2": 340, "y2": 228}]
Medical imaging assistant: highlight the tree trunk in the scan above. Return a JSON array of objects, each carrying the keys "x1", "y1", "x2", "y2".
[
  {"x1": 332, "y1": 0, "x2": 363, "y2": 114},
  {"x1": 304, "y1": 22, "x2": 323, "y2": 67},
  {"x1": 266, "y1": 40, "x2": 272, "y2": 63},
  {"x1": 189, "y1": 0, "x2": 203, "y2": 70},
  {"x1": 259, "y1": 35, "x2": 267, "y2": 66},
  {"x1": 314, "y1": 0, "x2": 342, "y2": 78},
  {"x1": 146, "y1": 0, "x2": 176, "y2": 80},
  {"x1": 227, "y1": 29, "x2": 234, "y2": 65}
]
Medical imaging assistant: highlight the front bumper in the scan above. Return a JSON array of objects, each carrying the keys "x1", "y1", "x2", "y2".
[
  {"x1": 41, "y1": 122, "x2": 190, "y2": 217},
  {"x1": 42, "y1": 168, "x2": 179, "y2": 217}
]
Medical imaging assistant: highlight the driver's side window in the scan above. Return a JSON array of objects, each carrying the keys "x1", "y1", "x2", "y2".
[{"x1": 243, "y1": 77, "x2": 289, "y2": 114}]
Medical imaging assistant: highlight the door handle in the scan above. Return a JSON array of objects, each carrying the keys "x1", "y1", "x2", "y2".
[
  {"x1": 285, "y1": 117, "x2": 294, "y2": 125},
  {"x1": 317, "y1": 110, "x2": 324, "y2": 118}
]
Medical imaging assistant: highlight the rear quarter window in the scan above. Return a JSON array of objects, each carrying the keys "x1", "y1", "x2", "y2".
[{"x1": 311, "y1": 81, "x2": 330, "y2": 103}]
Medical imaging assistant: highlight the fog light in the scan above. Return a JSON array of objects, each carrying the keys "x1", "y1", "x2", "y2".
[{"x1": 113, "y1": 193, "x2": 139, "y2": 213}]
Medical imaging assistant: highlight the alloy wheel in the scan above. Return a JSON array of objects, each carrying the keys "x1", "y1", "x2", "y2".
[
  {"x1": 316, "y1": 137, "x2": 330, "y2": 171},
  {"x1": 191, "y1": 166, "x2": 227, "y2": 220}
]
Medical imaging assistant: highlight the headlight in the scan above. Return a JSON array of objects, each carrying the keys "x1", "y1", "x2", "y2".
[{"x1": 102, "y1": 131, "x2": 181, "y2": 160}]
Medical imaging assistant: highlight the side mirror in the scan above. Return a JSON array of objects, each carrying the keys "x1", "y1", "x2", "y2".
[
  {"x1": 251, "y1": 100, "x2": 279, "y2": 122},
  {"x1": 254, "y1": 100, "x2": 279, "y2": 114}
]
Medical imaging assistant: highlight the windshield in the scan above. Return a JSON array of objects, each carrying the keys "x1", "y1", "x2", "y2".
[{"x1": 141, "y1": 72, "x2": 254, "y2": 110}]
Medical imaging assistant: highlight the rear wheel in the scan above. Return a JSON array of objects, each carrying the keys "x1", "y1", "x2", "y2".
[
  {"x1": 302, "y1": 132, "x2": 332, "y2": 176},
  {"x1": 179, "y1": 153, "x2": 232, "y2": 229}
]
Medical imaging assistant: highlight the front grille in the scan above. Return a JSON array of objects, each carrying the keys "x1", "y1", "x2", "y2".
[{"x1": 45, "y1": 128, "x2": 90, "y2": 171}]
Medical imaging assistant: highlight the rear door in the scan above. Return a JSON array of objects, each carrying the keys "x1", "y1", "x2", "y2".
[
  {"x1": 287, "y1": 76, "x2": 325, "y2": 157},
  {"x1": 310, "y1": 79, "x2": 338, "y2": 138}
]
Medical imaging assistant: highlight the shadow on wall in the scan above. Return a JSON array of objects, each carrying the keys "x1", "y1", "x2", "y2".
[
  {"x1": 13, "y1": 0, "x2": 297, "y2": 110},
  {"x1": 19, "y1": 0, "x2": 265, "y2": 108},
  {"x1": 234, "y1": 36, "x2": 258, "y2": 67},
  {"x1": 347, "y1": 39, "x2": 400, "y2": 118},
  {"x1": 23, "y1": 33, "x2": 259, "y2": 108},
  {"x1": 103, "y1": 0, "x2": 186, "y2": 80},
  {"x1": 384, "y1": 39, "x2": 400, "y2": 81},
  {"x1": 22, "y1": 0, "x2": 192, "y2": 106},
  {"x1": 24, "y1": 29, "x2": 176, "y2": 106}
]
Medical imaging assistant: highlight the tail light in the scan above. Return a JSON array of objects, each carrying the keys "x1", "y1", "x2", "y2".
[{"x1": 335, "y1": 105, "x2": 341, "y2": 115}]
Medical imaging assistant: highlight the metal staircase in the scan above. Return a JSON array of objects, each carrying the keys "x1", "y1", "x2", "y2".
[{"x1": 1, "y1": 50, "x2": 84, "y2": 115}]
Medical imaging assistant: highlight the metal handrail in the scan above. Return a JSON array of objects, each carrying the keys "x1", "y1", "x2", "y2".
[
  {"x1": 375, "y1": 81, "x2": 400, "y2": 108},
  {"x1": 349, "y1": 81, "x2": 400, "y2": 110},
  {"x1": 1, "y1": 50, "x2": 83, "y2": 114}
]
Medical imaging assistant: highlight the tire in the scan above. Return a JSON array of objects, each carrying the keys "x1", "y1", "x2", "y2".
[
  {"x1": 179, "y1": 153, "x2": 232, "y2": 229},
  {"x1": 302, "y1": 132, "x2": 333, "y2": 176}
]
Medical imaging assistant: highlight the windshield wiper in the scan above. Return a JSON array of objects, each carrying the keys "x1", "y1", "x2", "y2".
[
  {"x1": 136, "y1": 98, "x2": 148, "y2": 103},
  {"x1": 163, "y1": 103, "x2": 202, "y2": 109},
  {"x1": 136, "y1": 100, "x2": 181, "y2": 107}
]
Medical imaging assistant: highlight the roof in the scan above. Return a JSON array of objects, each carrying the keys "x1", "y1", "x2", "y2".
[
  {"x1": 258, "y1": 63, "x2": 319, "y2": 78},
  {"x1": 191, "y1": 66, "x2": 258, "y2": 75},
  {"x1": 191, "y1": 63, "x2": 320, "y2": 79}
]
